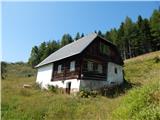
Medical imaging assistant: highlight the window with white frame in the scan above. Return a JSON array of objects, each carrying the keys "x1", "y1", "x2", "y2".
[
  {"x1": 87, "y1": 61, "x2": 93, "y2": 71},
  {"x1": 70, "y1": 61, "x2": 75, "y2": 71},
  {"x1": 98, "y1": 64, "x2": 103, "y2": 73},
  {"x1": 57, "y1": 64, "x2": 62, "y2": 73}
]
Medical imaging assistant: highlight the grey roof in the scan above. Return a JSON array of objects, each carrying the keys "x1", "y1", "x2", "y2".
[{"x1": 35, "y1": 33, "x2": 98, "y2": 68}]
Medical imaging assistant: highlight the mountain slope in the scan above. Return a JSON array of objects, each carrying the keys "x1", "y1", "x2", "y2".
[{"x1": 1, "y1": 51, "x2": 160, "y2": 120}]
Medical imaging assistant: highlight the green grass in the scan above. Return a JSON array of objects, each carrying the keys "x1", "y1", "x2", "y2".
[{"x1": 1, "y1": 51, "x2": 160, "y2": 120}]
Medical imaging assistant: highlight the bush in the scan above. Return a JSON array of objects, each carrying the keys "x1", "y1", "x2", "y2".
[
  {"x1": 78, "y1": 89, "x2": 98, "y2": 98},
  {"x1": 48, "y1": 85, "x2": 65, "y2": 94},
  {"x1": 153, "y1": 56, "x2": 160, "y2": 63}
]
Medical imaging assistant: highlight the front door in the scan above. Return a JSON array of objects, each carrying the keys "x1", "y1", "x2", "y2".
[{"x1": 66, "y1": 82, "x2": 71, "y2": 94}]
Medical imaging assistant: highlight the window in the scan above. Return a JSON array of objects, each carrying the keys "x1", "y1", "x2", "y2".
[
  {"x1": 98, "y1": 64, "x2": 103, "y2": 73},
  {"x1": 93, "y1": 63, "x2": 98, "y2": 72},
  {"x1": 70, "y1": 61, "x2": 75, "y2": 71},
  {"x1": 100, "y1": 42, "x2": 110, "y2": 55},
  {"x1": 57, "y1": 65, "x2": 62, "y2": 73},
  {"x1": 115, "y1": 67, "x2": 117, "y2": 74},
  {"x1": 87, "y1": 61, "x2": 93, "y2": 71}
]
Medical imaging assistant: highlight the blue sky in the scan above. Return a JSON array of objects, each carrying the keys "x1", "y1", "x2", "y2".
[{"x1": 2, "y1": 1, "x2": 160, "y2": 62}]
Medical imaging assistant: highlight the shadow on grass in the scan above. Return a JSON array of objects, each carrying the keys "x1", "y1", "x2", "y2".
[{"x1": 100, "y1": 79, "x2": 142, "y2": 98}]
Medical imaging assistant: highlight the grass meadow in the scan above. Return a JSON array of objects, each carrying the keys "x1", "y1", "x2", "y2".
[{"x1": 1, "y1": 51, "x2": 160, "y2": 120}]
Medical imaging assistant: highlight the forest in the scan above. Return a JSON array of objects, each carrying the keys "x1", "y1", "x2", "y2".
[{"x1": 28, "y1": 9, "x2": 160, "y2": 67}]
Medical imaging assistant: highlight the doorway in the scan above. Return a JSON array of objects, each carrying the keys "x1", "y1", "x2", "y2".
[{"x1": 66, "y1": 82, "x2": 71, "y2": 94}]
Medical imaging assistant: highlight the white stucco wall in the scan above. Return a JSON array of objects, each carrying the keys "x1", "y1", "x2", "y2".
[
  {"x1": 36, "y1": 63, "x2": 53, "y2": 88},
  {"x1": 36, "y1": 63, "x2": 80, "y2": 92},
  {"x1": 36, "y1": 62, "x2": 123, "y2": 92},
  {"x1": 107, "y1": 62, "x2": 123, "y2": 86},
  {"x1": 49, "y1": 79, "x2": 80, "y2": 93}
]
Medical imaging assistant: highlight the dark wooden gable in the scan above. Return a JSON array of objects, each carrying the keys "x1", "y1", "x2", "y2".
[{"x1": 82, "y1": 36, "x2": 123, "y2": 65}]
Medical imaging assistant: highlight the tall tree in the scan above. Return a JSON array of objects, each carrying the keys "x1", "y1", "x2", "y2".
[
  {"x1": 75, "y1": 32, "x2": 81, "y2": 40},
  {"x1": 39, "y1": 42, "x2": 47, "y2": 61},
  {"x1": 108, "y1": 28, "x2": 118, "y2": 44},
  {"x1": 123, "y1": 16, "x2": 134, "y2": 58},
  {"x1": 28, "y1": 46, "x2": 40, "y2": 67},
  {"x1": 97, "y1": 30, "x2": 104, "y2": 37},
  {"x1": 81, "y1": 33, "x2": 84, "y2": 38},
  {"x1": 61, "y1": 34, "x2": 73, "y2": 47},
  {"x1": 117, "y1": 22, "x2": 126, "y2": 59},
  {"x1": 136, "y1": 15, "x2": 146, "y2": 54},
  {"x1": 104, "y1": 31, "x2": 111, "y2": 41},
  {"x1": 45, "y1": 40, "x2": 60, "y2": 56},
  {"x1": 150, "y1": 9, "x2": 160, "y2": 50},
  {"x1": 141, "y1": 19, "x2": 152, "y2": 52}
]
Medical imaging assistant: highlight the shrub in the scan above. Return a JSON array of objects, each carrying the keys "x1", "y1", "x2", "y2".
[
  {"x1": 78, "y1": 89, "x2": 98, "y2": 98},
  {"x1": 48, "y1": 85, "x2": 59, "y2": 93},
  {"x1": 153, "y1": 56, "x2": 160, "y2": 63}
]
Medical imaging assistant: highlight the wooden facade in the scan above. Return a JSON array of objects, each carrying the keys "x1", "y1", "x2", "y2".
[{"x1": 51, "y1": 37, "x2": 123, "y2": 81}]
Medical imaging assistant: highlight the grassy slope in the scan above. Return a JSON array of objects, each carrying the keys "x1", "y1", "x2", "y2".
[{"x1": 2, "y1": 51, "x2": 160, "y2": 120}]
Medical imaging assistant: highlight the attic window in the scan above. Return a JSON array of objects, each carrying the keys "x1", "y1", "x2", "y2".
[
  {"x1": 115, "y1": 67, "x2": 117, "y2": 74},
  {"x1": 70, "y1": 61, "x2": 75, "y2": 71},
  {"x1": 58, "y1": 65, "x2": 62, "y2": 73},
  {"x1": 88, "y1": 61, "x2": 93, "y2": 71},
  {"x1": 100, "y1": 42, "x2": 110, "y2": 55}
]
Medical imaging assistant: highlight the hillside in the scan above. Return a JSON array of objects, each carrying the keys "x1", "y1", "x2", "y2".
[{"x1": 1, "y1": 51, "x2": 160, "y2": 120}]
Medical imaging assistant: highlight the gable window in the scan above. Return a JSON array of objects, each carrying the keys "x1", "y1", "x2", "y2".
[
  {"x1": 100, "y1": 42, "x2": 110, "y2": 55},
  {"x1": 98, "y1": 64, "x2": 103, "y2": 73},
  {"x1": 57, "y1": 64, "x2": 62, "y2": 73},
  {"x1": 115, "y1": 67, "x2": 117, "y2": 74},
  {"x1": 70, "y1": 61, "x2": 75, "y2": 71},
  {"x1": 87, "y1": 61, "x2": 93, "y2": 71}
]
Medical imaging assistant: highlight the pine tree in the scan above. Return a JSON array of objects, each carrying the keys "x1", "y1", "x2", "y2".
[
  {"x1": 97, "y1": 30, "x2": 104, "y2": 37},
  {"x1": 104, "y1": 31, "x2": 111, "y2": 41},
  {"x1": 39, "y1": 42, "x2": 47, "y2": 61},
  {"x1": 117, "y1": 22, "x2": 126, "y2": 59},
  {"x1": 61, "y1": 34, "x2": 73, "y2": 47},
  {"x1": 108, "y1": 28, "x2": 118, "y2": 45},
  {"x1": 150, "y1": 9, "x2": 160, "y2": 50},
  {"x1": 28, "y1": 46, "x2": 40, "y2": 67},
  {"x1": 81, "y1": 33, "x2": 84, "y2": 38},
  {"x1": 75, "y1": 32, "x2": 81, "y2": 40},
  {"x1": 136, "y1": 15, "x2": 145, "y2": 54},
  {"x1": 123, "y1": 16, "x2": 134, "y2": 58},
  {"x1": 141, "y1": 19, "x2": 152, "y2": 52},
  {"x1": 45, "y1": 40, "x2": 60, "y2": 56}
]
